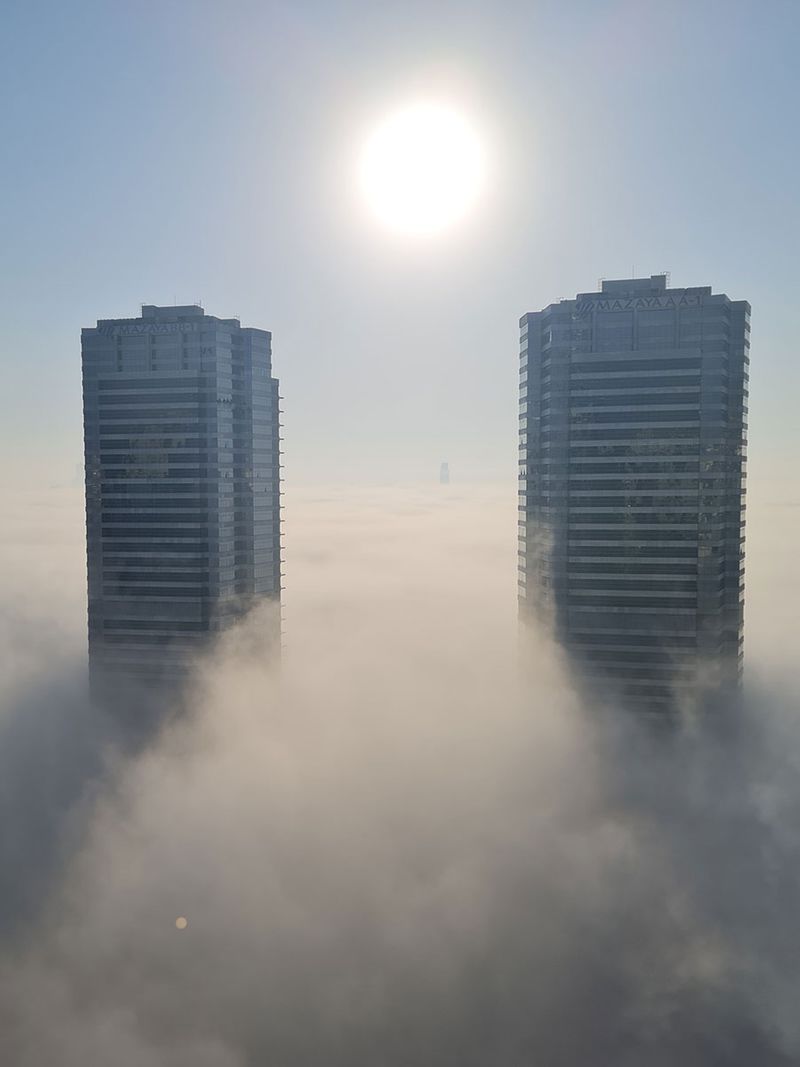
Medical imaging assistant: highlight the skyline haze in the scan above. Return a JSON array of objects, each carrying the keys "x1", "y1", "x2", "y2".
[
  {"x1": 1, "y1": 1, "x2": 798, "y2": 492},
  {"x1": 2, "y1": 2, "x2": 800, "y2": 1062}
]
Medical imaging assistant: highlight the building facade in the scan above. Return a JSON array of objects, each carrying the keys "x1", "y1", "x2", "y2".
[
  {"x1": 82, "y1": 304, "x2": 281, "y2": 705},
  {"x1": 518, "y1": 276, "x2": 749, "y2": 711}
]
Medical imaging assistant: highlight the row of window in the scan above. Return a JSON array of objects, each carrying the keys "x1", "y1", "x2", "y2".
[
  {"x1": 94, "y1": 407, "x2": 207, "y2": 420},
  {"x1": 101, "y1": 634, "x2": 207, "y2": 646},
  {"x1": 99, "y1": 453, "x2": 212, "y2": 465},
  {"x1": 99, "y1": 438, "x2": 205, "y2": 449},
  {"x1": 98, "y1": 377, "x2": 207, "y2": 390},
  {"x1": 580, "y1": 649, "x2": 694, "y2": 664},
  {"x1": 566, "y1": 445, "x2": 702, "y2": 457},
  {"x1": 567, "y1": 578, "x2": 699, "y2": 592},
  {"x1": 565, "y1": 462, "x2": 731, "y2": 474},
  {"x1": 567, "y1": 496, "x2": 700, "y2": 508},
  {"x1": 94, "y1": 468, "x2": 275, "y2": 479},
  {"x1": 567, "y1": 428, "x2": 703, "y2": 441},
  {"x1": 103, "y1": 586, "x2": 209, "y2": 598},
  {"x1": 567, "y1": 612, "x2": 697, "y2": 633},
  {"x1": 96, "y1": 540, "x2": 276, "y2": 555},
  {"x1": 100, "y1": 553, "x2": 211, "y2": 565},
  {"x1": 568, "y1": 632, "x2": 697, "y2": 647},
  {"x1": 568, "y1": 393, "x2": 701, "y2": 408},
  {"x1": 552, "y1": 337, "x2": 737, "y2": 356},
  {"x1": 563, "y1": 429, "x2": 702, "y2": 443},
  {"x1": 101, "y1": 528, "x2": 217, "y2": 539},
  {"x1": 568, "y1": 512, "x2": 698, "y2": 524},
  {"x1": 105, "y1": 569, "x2": 207, "y2": 580},
  {"x1": 578, "y1": 665, "x2": 693, "y2": 682},
  {"x1": 101, "y1": 513, "x2": 210, "y2": 527},
  {"x1": 568, "y1": 595, "x2": 697, "y2": 608},
  {"x1": 569, "y1": 357, "x2": 703, "y2": 374},
  {"x1": 102, "y1": 499, "x2": 210, "y2": 511},
  {"x1": 95, "y1": 422, "x2": 199, "y2": 434},
  {"x1": 567, "y1": 411, "x2": 704, "y2": 425},
  {"x1": 568, "y1": 529, "x2": 699, "y2": 541},
  {"x1": 568, "y1": 376, "x2": 702, "y2": 392},
  {"x1": 98, "y1": 393, "x2": 213, "y2": 406},
  {"x1": 565, "y1": 561, "x2": 698, "y2": 575},
  {"x1": 566, "y1": 479, "x2": 700, "y2": 491},
  {"x1": 101, "y1": 482, "x2": 229, "y2": 493}
]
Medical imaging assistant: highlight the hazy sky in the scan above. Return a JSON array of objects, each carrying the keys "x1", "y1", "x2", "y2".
[{"x1": 2, "y1": 0, "x2": 799, "y2": 487}]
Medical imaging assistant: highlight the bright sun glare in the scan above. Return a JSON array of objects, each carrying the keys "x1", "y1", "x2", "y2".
[{"x1": 359, "y1": 103, "x2": 485, "y2": 237}]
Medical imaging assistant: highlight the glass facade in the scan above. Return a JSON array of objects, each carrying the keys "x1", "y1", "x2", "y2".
[
  {"x1": 82, "y1": 304, "x2": 281, "y2": 705},
  {"x1": 519, "y1": 276, "x2": 748, "y2": 712}
]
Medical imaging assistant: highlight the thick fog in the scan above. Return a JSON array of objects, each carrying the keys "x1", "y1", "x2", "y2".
[{"x1": 0, "y1": 483, "x2": 799, "y2": 1066}]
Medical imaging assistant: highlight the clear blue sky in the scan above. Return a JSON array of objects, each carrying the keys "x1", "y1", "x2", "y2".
[{"x1": 1, "y1": 0, "x2": 798, "y2": 490}]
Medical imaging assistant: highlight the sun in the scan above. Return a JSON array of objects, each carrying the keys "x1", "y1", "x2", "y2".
[{"x1": 358, "y1": 103, "x2": 486, "y2": 237}]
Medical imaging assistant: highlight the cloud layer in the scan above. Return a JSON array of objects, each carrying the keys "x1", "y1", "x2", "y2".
[{"x1": 1, "y1": 484, "x2": 799, "y2": 1066}]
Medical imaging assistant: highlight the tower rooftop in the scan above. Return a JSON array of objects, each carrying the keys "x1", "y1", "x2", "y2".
[
  {"x1": 600, "y1": 275, "x2": 667, "y2": 295},
  {"x1": 141, "y1": 304, "x2": 205, "y2": 319}
]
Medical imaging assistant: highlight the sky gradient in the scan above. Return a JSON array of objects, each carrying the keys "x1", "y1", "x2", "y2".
[{"x1": 1, "y1": 0, "x2": 798, "y2": 489}]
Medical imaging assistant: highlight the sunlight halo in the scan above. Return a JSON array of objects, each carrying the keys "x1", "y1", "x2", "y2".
[{"x1": 358, "y1": 103, "x2": 486, "y2": 237}]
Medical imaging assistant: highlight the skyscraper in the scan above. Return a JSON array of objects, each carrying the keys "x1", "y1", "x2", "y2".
[
  {"x1": 519, "y1": 276, "x2": 749, "y2": 712},
  {"x1": 82, "y1": 304, "x2": 281, "y2": 708}
]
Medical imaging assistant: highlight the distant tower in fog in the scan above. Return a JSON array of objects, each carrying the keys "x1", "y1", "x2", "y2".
[
  {"x1": 81, "y1": 304, "x2": 282, "y2": 712},
  {"x1": 518, "y1": 275, "x2": 749, "y2": 712},
  {"x1": 440, "y1": 461, "x2": 450, "y2": 485}
]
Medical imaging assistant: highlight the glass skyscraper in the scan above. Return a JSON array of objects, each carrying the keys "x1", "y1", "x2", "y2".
[
  {"x1": 518, "y1": 276, "x2": 749, "y2": 712},
  {"x1": 82, "y1": 304, "x2": 281, "y2": 707}
]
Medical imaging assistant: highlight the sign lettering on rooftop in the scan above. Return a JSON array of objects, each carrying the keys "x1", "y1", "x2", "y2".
[
  {"x1": 97, "y1": 322, "x2": 201, "y2": 336},
  {"x1": 575, "y1": 294, "x2": 701, "y2": 314}
]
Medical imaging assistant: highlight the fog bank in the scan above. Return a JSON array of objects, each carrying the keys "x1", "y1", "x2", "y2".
[{"x1": 0, "y1": 483, "x2": 799, "y2": 1065}]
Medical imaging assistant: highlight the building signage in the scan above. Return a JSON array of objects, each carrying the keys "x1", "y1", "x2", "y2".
[
  {"x1": 575, "y1": 294, "x2": 701, "y2": 314},
  {"x1": 97, "y1": 322, "x2": 200, "y2": 336}
]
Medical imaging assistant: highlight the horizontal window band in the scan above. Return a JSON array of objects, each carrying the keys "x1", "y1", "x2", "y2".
[
  {"x1": 98, "y1": 544, "x2": 214, "y2": 554},
  {"x1": 568, "y1": 429, "x2": 703, "y2": 441},
  {"x1": 103, "y1": 587, "x2": 211, "y2": 597},
  {"x1": 97, "y1": 424, "x2": 200, "y2": 434},
  {"x1": 101, "y1": 529, "x2": 212, "y2": 539},
  {"x1": 567, "y1": 596, "x2": 698, "y2": 608},
  {"x1": 579, "y1": 650, "x2": 697, "y2": 664},
  {"x1": 100, "y1": 634, "x2": 209, "y2": 646},
  {"x1": 566, "y1": 480, "x2": 701, "y2": 490},
  {"x1": 567, "y1": 531, "x2": 699, "y2": 541},
  {"x1": 103, "y1": 573, "x2": 207, "y2": 583},
  {"x1": 571, "y1": 358, "x2": 702, "y2": 373},
  {"x1": 98, "y1": 377, "x2": 208, "y2": 390},
  {"x1": 566, "y1": 579, "x2": 700, "y2": 591},
  {"x1": 567, "y1": 633, "x2": 697, "y2": 647},
  {"x1": 101, "y1": 498, "x2": 209, "y2": 508},
  {"x1": 569, "y1": 377, "x2": 702, "y2": 391},
  {"x1": 566, "y1": 497, "x2": 701, "y2": 507},
  {"x1": 101, "y1": 514, "x2": 208, "y2": 523},
  {"x1": 568, "y1": 395, "x2": 701, "y2": 409},
  {"x1": 98, "y1": 393, "x2": 208, "y2": 404},
  {"x1": 567, "y1": 513, "x2": 699, "y2": 524}
]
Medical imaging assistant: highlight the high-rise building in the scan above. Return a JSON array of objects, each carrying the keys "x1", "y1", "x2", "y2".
[
  {"x1": 518, "y1": 276, "x2": 749, "y2": 711},
  {"x1": 82, "y1": 304, "x2": 281, "y2": 708}
]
